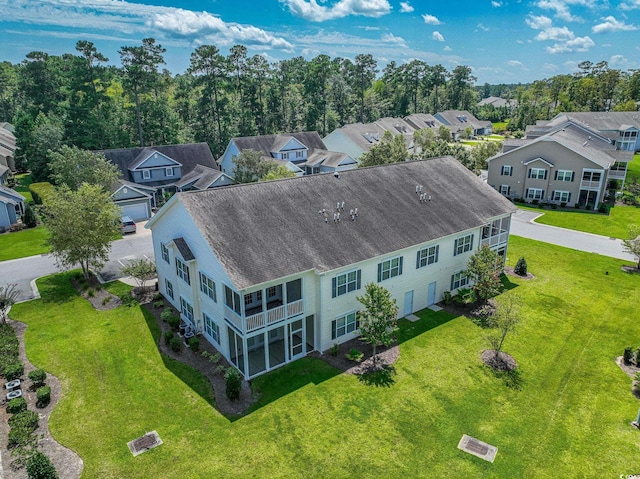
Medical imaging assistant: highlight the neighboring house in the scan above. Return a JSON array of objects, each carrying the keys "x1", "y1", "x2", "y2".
[
  {"x1": 527, "y1": 112, "x2": 640, "y2": 152},
  {"x1": 218, "y1": 131, "x2": 357, "y2": 178},
  {"x1": 404, "y1": 113, "x2": 444, "y2": 132},
  {"x1": 0, "y1": 164, "x2": 10, "y2": 186},
  {"x1": 487, "y1": 120, "x2": 633, "y2": 209},
  {"x1": 0, "y1": 123, "x2": 17, "y2": 172},
  {"x1": 97, "y1": 143, "x2": 220, "y2": 221},
  {"x1": 478, "y1": 97, "x2": 518, "y2": 109},
  {"x1": 147, "y1": 157, "x2": 516, "y2": 379},
  {"x1": 0, "y1": 185, "x2": 25, "y2": 231},
  {"x1": 434, "y1": 110, "x2": 493, "y2": 139}
]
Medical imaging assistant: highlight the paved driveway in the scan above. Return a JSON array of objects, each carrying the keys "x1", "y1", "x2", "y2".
[{"x1": 510, "y1": 208, "x2": 635, "y2": 262}]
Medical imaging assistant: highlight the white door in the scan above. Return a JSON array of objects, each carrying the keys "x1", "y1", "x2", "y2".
[
  {"x1": 121, "y1": 202, "x2": 149, "y2": 221},
  {"x1": 404, "y1": 290, "x2": 413, "y2": 316},
  {"x1": 427, "y1": 281, "x2": 437, "y2": 306}
]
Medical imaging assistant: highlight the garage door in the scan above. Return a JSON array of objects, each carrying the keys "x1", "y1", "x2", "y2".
[{"x1": 120, "y1": 202, "x2": 149, "y2": 221}]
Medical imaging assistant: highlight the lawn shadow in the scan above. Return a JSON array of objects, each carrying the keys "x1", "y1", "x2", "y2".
[
  {"x1": 486, "y1": 365, "x2": 524, "y2": 390},
  {"x1": 357, "y1": 365, "x2": 396, "y2": 387},
  {"x1": 37, "y1": 271, "x2": 81, "y2": 304},
  {"x1": 397, "y1": 309, "x2": 457, "y2": 345},
  {"x1": 501, "y1": 274, "x2": 520, "y2": 291}
]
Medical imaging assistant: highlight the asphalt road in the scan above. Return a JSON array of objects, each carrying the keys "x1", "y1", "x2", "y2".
[{"x1": 0, "y1": 227, "x2": 154, "y2": 303}]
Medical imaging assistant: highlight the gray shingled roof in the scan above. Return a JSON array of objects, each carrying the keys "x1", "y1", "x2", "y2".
[
  {"x1": 231, "y1": 131, "x2": 327, "y2": 156},
  {"x1": 173, "y1": 237, "x2": 195, "y2": 261},
  {"x1": 436, "y1": 110, "x2": 492, "y2": 132},
  {"x1": 404, "y1": 113, "x2": 443, "y2": 130},
  {"x1": 549, "y1": 112, "x2": 640, "y2": 131},
  {"x1": 96, "y1": 143, "x2": 217, "y2": 184},
  {"x1": 0, "y1": 185, "x2": 25, "y2": 202},
  {"x1": 174, "y1": 165, "x2": 225, "y2": 190},
  {"x1": 304, "y1": 150, "x2": 351, "y2": 168},
  {"x1": 175, "y1": 157, "x2": 516, "y2": 290}
]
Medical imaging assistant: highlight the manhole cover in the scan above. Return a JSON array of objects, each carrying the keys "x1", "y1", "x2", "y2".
[
  {"x1": 128, "y1": 431, "x2": 163, "y2": 456},
  {"x1": 457, "y1": 434, "x2": 498, "y2": 463}
]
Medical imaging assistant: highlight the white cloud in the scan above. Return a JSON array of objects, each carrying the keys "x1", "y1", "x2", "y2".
[
  {"x1": 592, "y1": 16, "x2": 637, "y2": 33},
  {"x1": 535, "y1": 26, "x2": 575, "y2": 41},
  {"x1": 534, "y1": 0, "x2": 594, "y2": 22},
  {"x1": 3, "y1": 0, "x2": 293, "y2": 50},
  {"x1": 476, "y1": 23, "x2": 490, "y2": 32},
  {"x1": 381, "y1": 33, "x2": 408, "y2": 47},
  {"x1": 443, "y1": 45, "x2": 452, "y2": 51},
  {"x1": 491, "y1": 1, "x2": 503, "y2": 7},
  {"x1": 620, "y1": 0, "x2": 640, "y2": 10},
  {"x1": 609, "y1": 54, "x2": 638, "y2": 69},
  {"x1": 399, "y1": 1, "x2": 414, "y2": 13},
  {"x1": 543, "y1": 62, "x2": 559, "y2": 71},
  {"x1": 422, "y1": 14, "x2": 441, "y2": 25},
  {"x1": 546, "y1": 35, "x2": 594, "y2": 53},
  {"x1": 506, "y1": 60, "x2": 525, "y2": 67},
  {"x1": 280, "y1": 0, "x2": 392, "y2": 21},
  {"x1": 526, "y1": 14, "x2": 553, "y2": 30},
  {"x1": 432, "y1": 31, "x2": 445, "y2": 41}
]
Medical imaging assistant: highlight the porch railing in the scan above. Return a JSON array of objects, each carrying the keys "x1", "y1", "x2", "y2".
[
  {"x1": 286, "y1": 299, "x2": 304, "y2": 317},
  {"x1": 608, "y1": 170, "x2": 626, "y2": 180},
  {"x1": 481, "y1": 231, "x2": 509, "y2": 247},
  {"x1": 580, "y1": 180, "x2": 601, "y2": 189}
]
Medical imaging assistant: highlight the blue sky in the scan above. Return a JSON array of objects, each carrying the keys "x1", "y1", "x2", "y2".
[{"x1": 1, "y1": 0, "x2": 639, "y2": 84}]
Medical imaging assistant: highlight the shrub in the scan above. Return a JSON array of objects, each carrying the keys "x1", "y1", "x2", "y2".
[
  {"x1": 598, "y1": 202, "x2": 610, "y2": 214},
  {"x1": 225, "y1": 367, "x2": 242, "y2": 401},
  {"x1": 152, "y1": 292, "x2": 162, "y2": 301},
  {"x1": 29, "y1": 182, "x2": 55, "y2": 205},
  {"x1": 7, "y1": 397, "x2": 27, "y2": 414},
  {"x1": 514, "y1": 257, "x2": 528, "y2": 276},
  {"x1": 329, "y1": 343, "x2": 339, "y2": 357},
  {"x1": 213, "y1": 364, "x2": 225, "y2": 375},
  {"x1": 26, "y1": 451, "x2": 59, "y2": 479},
  {"x1": 209, "y1": 352, "x2": 222, "y2": 364},
  {"x1": 532, "y1": 199, "x2": 539, "y2": 205},
  {"x1": 101, "y1": 297, "x2": 110, "y2": 305},
  {"x1": 36, "y1": 386, "x2": 51, "y2": 408},
  {"x1": 442, "y1": 291, "x2": 453, "y2": 305},
  {"x1": 167, "y1": 315, "x2": 180, "y2": 330},
  {"x1": 29, "y1": 369, "x2": 47, "y2": 387},
  {"x1": 4, "y1": 362, "x2": 24, "y2": 381},
  {"x1": 454, "y1": 288, "x2": 475, "y2": 305},
  {"x1": 188, "y1": 336, "x2": 200, "y2": 352},
  {"x1": 160, "y1": 308, "x2": 173, "y2": 322},
  {"x1": 164, "y1": 330, "x2": 174, "y2": 346},
  {"x1": 551, "y1": 203, "x2": 558, "y2": 209},
  {"x1": 8, "y1": 425, "x2": 34, "y2": 448},
  {"x1": 634, "y1": 348, "x2": 640, "y2": 366},
  {"x1": 574, "y1": 203, "x2": 581, "y2": 209},
  {"x1": 9, "y1": 410, "x2": 39, "y2": 431},
  {"x1": 153, "y1": 300, "x2": 164, "y2": 309},
  {"x1": 560, "y1": 202, "x2": 567, "y2": 208},
  {"x1": 169, "y1": 336, "x2": 181, "y2": 352},
  {"x1": 624, "y1": 346, "x2": 634, "y2": 365},
  {"x1": 23, "y1": 204, "x2": 37, "y2": 228},
  {"x1": 345, "y1": 348, "x2": 364, "y2": 362}
]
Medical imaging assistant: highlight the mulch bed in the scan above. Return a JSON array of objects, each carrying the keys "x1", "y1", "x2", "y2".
[
  {"x1": 481, "y1": 350, "x2": 517, "y2": 371},
  {"x1": 615, "y1": 356, "x2": 640, "y2": 399},
  {"x1": 622, "y1": 266, "x2": 640, "y2": 274},
  {"x1": 0, "y1": 320, "x2": 84, "y2": 479},
  {"x1": 503, "y1": 267, "x2": 535, "y2": 280},
  {"x1": 71, "y1": 275, "x2": 121, "y2": 311},
  {"x1": 310, "y1": 336, "x2": 399, "y2": 375}
]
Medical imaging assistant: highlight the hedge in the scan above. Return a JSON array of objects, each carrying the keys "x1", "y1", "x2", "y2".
[{"x1": 29, "y1": 182, "x2": 55, "y2": 205}]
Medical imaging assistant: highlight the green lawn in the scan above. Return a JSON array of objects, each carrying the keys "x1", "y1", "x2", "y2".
[
  {"x1": 627, "y1": 153, "x2": 640, "y2": 184},
  {"x1": 9, "y1": 238, "x2": 640, "y2": 478},
  {"x1": 14, "y1": 173, "x2": 34, "y2": 204},
  {"x1": 0, "y1": 226, "x2": 49, "y2": 261}
]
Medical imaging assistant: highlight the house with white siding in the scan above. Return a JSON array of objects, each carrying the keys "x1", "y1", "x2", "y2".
[{"x1": 146, "y1": 157, "x2": 516, "y2": 379}]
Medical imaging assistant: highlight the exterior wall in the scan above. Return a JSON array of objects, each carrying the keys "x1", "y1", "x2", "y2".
[
  {"x1": 0, "y1": 201, "x2": 12, "y2": 229},
  {"x1": 323, "y1": 130, "x2": 366, "y2": 160},
  {"x1": 275, "y1": 138, "x2": 307, "y2": 161},
  {"x1": 487, "y1": 141, "x2": 606, "y2": 207},
  {"x1": 210, "y1": 175, "x2": 234, "y2": 188},
  {"x1": 131, "y1": 165, "x2": 182, "y2": 184},
  {"x1": 138, "y1": 152, "x2": 180, "y2": 168},
  {"x1": 219, "y1": 142, "x2": 241, "y2": 175},
  {"x1": 112, "y1": 186, "x2": 150, "y2": 201}
]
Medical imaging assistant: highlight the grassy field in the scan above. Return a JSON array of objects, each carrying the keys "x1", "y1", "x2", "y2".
[
  {"x1": 9, "y1": 237, "x2": 640, "y2": 478},
  {"x1": 627, "y1": 153, "x2": 640, "y2": 183},
  {"x1": 14, "y1": 173, "x2": 34, "y2": 204},
  {"x1": 0, "y1": 226, "x2": 49, "y2": 261}
]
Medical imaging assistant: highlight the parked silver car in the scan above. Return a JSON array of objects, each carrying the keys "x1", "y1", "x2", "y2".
[{"x1": 120, "y1": 216, "x2": 137, "y2": 234}]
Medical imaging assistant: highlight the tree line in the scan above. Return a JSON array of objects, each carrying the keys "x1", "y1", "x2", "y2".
[{"x1": 1, "y1": 39, "x2": 639, "y2": 182}]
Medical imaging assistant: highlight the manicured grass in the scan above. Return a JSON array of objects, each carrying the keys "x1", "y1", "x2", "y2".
[
  {"x1": 492, "y1": 122, "x2": 508, "y2": 132},
  {"x1": 518, "y1": 204, "x2": 640, "y2": 239},
  {"x1": 0, "y1": 226, "x2": 50, "y2": 261},
  {"x1": 14, "y1": 173, "x2": 34, "y2": 204},
  {"x1": 9, "y1": 239, "x2": 640, "y2": 478},
  {"x1": 627, "y1": 153, "x2": 640, "y2": 184}
]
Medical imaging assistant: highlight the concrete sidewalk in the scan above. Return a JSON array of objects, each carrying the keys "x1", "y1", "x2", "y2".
[{"x1": 510, "y1": 209, "x2": 635, "y2": 262}]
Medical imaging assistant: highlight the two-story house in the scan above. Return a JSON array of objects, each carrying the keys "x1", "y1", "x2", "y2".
[
  {"x1": 218, "y1": 132, "x2": 358, "y2": 179},
  {"x1": 487, "y1": 120, "x2": 632, "y2": 209},
  {"x1": 0, "y1": 123, "x2": 16, "y2": 173},
  {"x1": 98, "y1": 143, "x2": 232, "y2": 220},
  {"x1": 146, "y1": 157, "x2": 516, "y2": 379},
  {"x1": 434, "y1": 110, "x2": 493, "y2": 139}
]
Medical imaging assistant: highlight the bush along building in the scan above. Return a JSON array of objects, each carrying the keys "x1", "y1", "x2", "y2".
[{"x1": 147, "y1": 157, "x2": 516, "y2": 379}]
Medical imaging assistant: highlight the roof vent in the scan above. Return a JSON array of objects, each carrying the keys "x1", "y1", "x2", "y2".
[{"x1": 334, "y1": 171, "x2": 339, "y2": 178}]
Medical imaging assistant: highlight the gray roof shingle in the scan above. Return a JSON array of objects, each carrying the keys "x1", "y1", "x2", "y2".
[
  {"x1": 173, "y1": 237, "x2": 195, "y2": 261},
  {"x1": 176, "y1": 157, "x2": 516, "y2": 290}
]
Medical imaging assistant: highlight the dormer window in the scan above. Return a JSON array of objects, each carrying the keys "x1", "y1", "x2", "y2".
[{"x1": 142, "y1": 170, "x2": 151, "y2": 180}]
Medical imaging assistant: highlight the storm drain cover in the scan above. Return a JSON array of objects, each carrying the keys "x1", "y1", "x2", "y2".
[
  {"x1": 128, "y1": 430, "x2": 163, "y2": 457},
  {"x1": 457, "y1": 434, "x2": 498, "y2": 463}
]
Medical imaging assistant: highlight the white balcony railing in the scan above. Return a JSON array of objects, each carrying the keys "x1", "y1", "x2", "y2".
[
  {"x1": 225, "y1": 306, "x2": 244, "y2": 332},
  {"x1": 580, "y1": 180, "x2": 601, "y2": 189},
  {"x1": 266, "y1": 305, "x2": 285, "y2": 325},
  {"x1": 608, "y1": 170, "x2": 626, "y2": 180},
  {"x1": 286, "y1": 299, "x2": 304, "y2": 317},
  {"x1": 481, "y1": 231, "x2": 509, "y2": 247}
]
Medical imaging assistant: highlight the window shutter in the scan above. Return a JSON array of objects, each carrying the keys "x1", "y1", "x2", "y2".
[
  {"x1": 450, "y1": 275, "x2": 455, "y2": 291},
  {"x1": 571, "y1": 172, "x2": 575, "y2": 182},
  {"x1": 541, "y1": 190, "x2": 545, "y2": 200},
  {"x1": 507, "y1": 186, "x2": 510, "y2": 195},
  {"x1": 331, "y1": 320, "x2": 337, "y2": 340},
  {"x1": 435, "y1": 245, "x2": 439, "y2": 262},
  {"x1": 501, "y1": 165, "x2": 505, "y2": 175},
  {"x1": 568, "y1": 192, "x2": 572, "y2": 202},
  {"x1": 470, "y1": 234, "x2": 474, "y2": 250},
  {"x1": 416, "y1": 251, "x2": 421, "y2": 269},
  {"x1": 331, "y1": 278, "x2": 337, "y2": 298},
  {"x1": 554, "y1": 171, "x2": 558, "y2": 180},
  {"x1": 525, "y1": 188, "x2": 529, "y2": 198},
  {"x1": 528, "y1": 169, "x2": 531, "y2": 178},
  {"x1": 509, "y1": 167, "x2": 513, "y2": 177},
  {"x1": 399, "y1": 256, "x2": 403, "y2": 275},
  {"x1": 377, "y1": 263, "x2": 382, "y2": 282},
  {"x1": 356, "y1": 270, "x2": 361, "y2": 290},
  {"x1": 453, "y1": 239, "x2": 458, "y2": 256},
  {"x1": 544, "y1": 170, "x2": 548, "y2": 180}
]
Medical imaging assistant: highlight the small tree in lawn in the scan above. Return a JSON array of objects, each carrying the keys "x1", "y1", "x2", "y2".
[
  {"x1": 466, "y1": 244, "x2": 502, "y2": 303},
  {"x1": 0, "y1": 283, "x2": 19, "y2": 324},
  {"x1": 232, "y1": 149, "x2": 278, "y2": 183},
  {"x1": 486, "y1": 294, "x2": 521, "y2": 361},
  {"x1": 356, "y1": 283, "x2": 398, "y2": 363},
  {"x1": 623, "y1": 225, "x2": 640, "y2": 270},
  {"x1": 120, "y1": 258, "x2": 157, "y2": 290}
]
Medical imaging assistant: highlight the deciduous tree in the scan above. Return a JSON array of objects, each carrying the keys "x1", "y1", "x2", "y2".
[
  {"x1": 356, "y1": 282, "x2": 399, "y2": 362},
  {"x1": 120, "y1": 258, "x2": 157, "y2": 290},
  {"x1": 486, "y1": 294, "x2": 521, "y2": 360},
  {"x1": 466, "y1": 244, "x2": 502, "y2": 302},
  {"x1": 232, "y1": 149, "x2": 278, "y2": 183},
  {"x1": 48, "y1": 145, "x2": 120, "y2": 192},
  {"x1": 623, "y1": 225, "x2": 640, "y2": 270},
  {"x1": 0, "y1": 284, "x2": 19, "y2": 324}
]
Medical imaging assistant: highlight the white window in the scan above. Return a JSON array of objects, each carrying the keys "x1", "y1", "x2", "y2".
[
  {"x1": 161, "y1": 243, "x2": 169, "y2": 263},
  {"x1": 296, "y1": 150, "x2": 304, "y2": 158},
  {"x1": 378, "y1": 256, "x2": 403, "y2": 282},
  {"x1": 203, "y1": 312, "x2": 220, "y2": 344},
  {"x1": 165, "y1": 167, "x2": 173, "y2": 177},
  {"x1": 417, "y1": 245, "x2": 439, "y2": 268},
  {"x1": 552, "y1": 191, "x2": 571, "y2": 203},
  {"x1": 529, "y1": 168, "x2": 546, "y2": 180},
  {"x1": 224, "y1": 286, "x2": 242, "y2": 315},
  {"x1": 142, "y1": 169, "x2": 151, "y2": 180},
  {"x1": 500, "y1": 185, "x2": 510, "y2": 196},
  {"x1": 332, "y1": 270, "x2": 361, "y2": 297},
  {"x1": 582, "y1": 171, "x2": 602, "y2": 183},
  {"x1": 454, "y1": 234, "x2": 474, "y2": 256},
  {"x1": 526, "y1": 188, "x2": 544, "y2": 200},
  {"x1": 175, "y1": 258, "x2": 190, "y2": 285},
  {"x1": 501, "y1": 165, "x2": 512, "y2": 176},
  {"x1": 267, "y1": 286, "x2": 277, "y2": 298},
  {"x1": 165, "y1": 279, "x2": 174, "y2": 299},
  {"x1": 180, "y1": 297, "x2": 194, "y2": 322},
  {"x1": 451, "y1": 271, "x2": 469, "y2": 290},
  {"x1": 556, "y1": 170, "x2": 573, "y2": 182},
  {"x1": 199, "y1": 272, "x2": 216, "y2": 302},
  {"x1": 282, "y1": 152, "x2": 289, "y2": 160},
  {"x1": 331, "y1": 312, "x2": 358, "y2": 339},
  {"x1": 244, "y1": 290, "x2": 262, "y2": 306}
]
